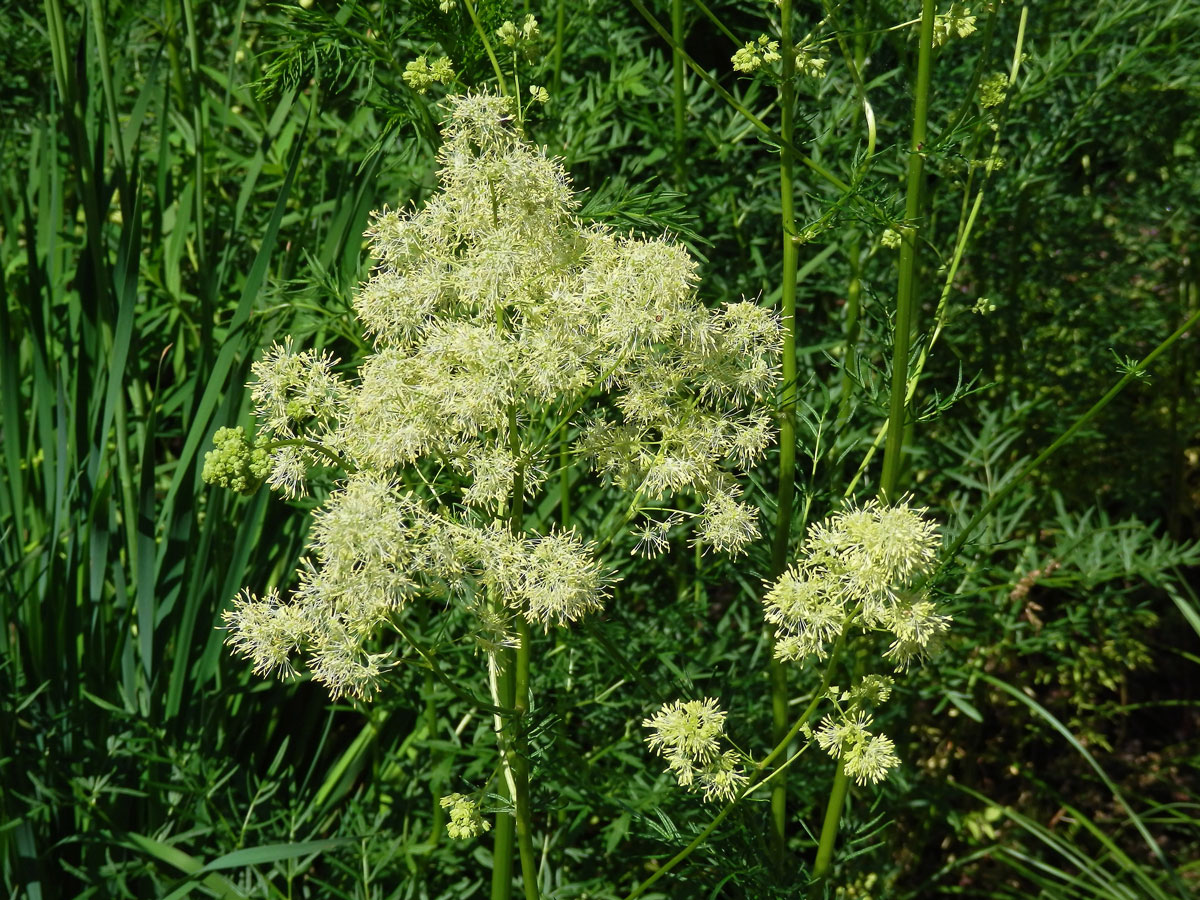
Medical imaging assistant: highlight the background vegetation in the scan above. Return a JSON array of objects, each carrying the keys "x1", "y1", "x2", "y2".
[{"x1": 2, "y1": 0, "x2": 1198, "y2": 897}]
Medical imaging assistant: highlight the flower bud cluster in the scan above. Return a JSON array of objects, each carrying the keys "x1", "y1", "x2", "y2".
[
  {"x1": 439, "y1": 793, "x2": 491, "y2": 839},
  {"x1": 732, "y1": 35, "x2": 827, "y2": 80},
  {"x1": 403, "y1": 55, "x2": 456, "y2": 94},
  {"x1": 978, "y1": 72, "x2": 1007, "y2": 109},
  {"x1": 732, "y1": 35, "x2": 781, "y2": 74},
  {"x1": 933, "y1": 3, "x2": 977, "y2": 47},
  {"x1": 643, "y1": 699, "x2": 748, "y2": 803},
  {"x1": 496, "y1": 15, "x2": 540, "y2": 62},
  {"x1": 202, "y1": 426, "x2": 271, "y2": 495}
]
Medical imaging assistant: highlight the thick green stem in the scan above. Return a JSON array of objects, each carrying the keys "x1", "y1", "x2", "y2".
[
  {"x1": 812, "y1": 0, "x2": 937, "y2": 884},
  {"x1": 844, "y1": 7, "x2": 1029, "y2": 500},
  {"x1": 505, "y1": 407, "x2": 539, "y2": 900},
  {"x1": 813, "y1": 763, "x2": 850, "y2": 878},
  {"x1": 767, "y1": 0, "x2": 800, "y2": 871},
  {"x1": 511, "y1": 617, "x2": 539, "y2": 900},
  {"x1": 490, "y1": 649, "x2": 517, "y2": 900},
  {"x1": 880, "y1": 0, "x2": 936, "y2": 503}
]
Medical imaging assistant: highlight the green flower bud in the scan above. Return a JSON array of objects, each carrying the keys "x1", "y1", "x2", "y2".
[{"x1": 979, "y1": 72, "x2": 1007, "y2": 109}]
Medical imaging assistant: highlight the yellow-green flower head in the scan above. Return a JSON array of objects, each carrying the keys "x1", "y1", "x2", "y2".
[
  {"x1": 844, "y1": 732, "x2": 900, "y2": 786},
  {"x1": 507, "y1": 529, "x2": 613, "y2": 629},
  {"x1": 222, "y1": 586, "x2": 306, "y2": 679},
  {"x1": 696, "y1": 488, "x2": 760, "y2": 557},
  {"x1": 644, "y1": 698, "x2": 728, "y2": 764},
  {"x1": 880, "y1": 594, "x2": 951, "y2": 670},
  {"x1": 814, "y1": 710, "x2": 899, "y2": 785},
  {"x1": 762, "y1": 564, "x2": 847, "y2": 661},
  {"x1": 697, "y1": 749, "x2": 749, "y2": 803},
  {"x1": 806, "y1": 499, "x2": 941, "y2": 595},
  {"x1": 439, "y1": 793, "x2": 491, "y2": 839},
  {"x1": 644, "y1": 698, "x2": 747, "y2": 802},
  {"x1": 763, "y1": 500, "x2": 948, "y2": 668}
]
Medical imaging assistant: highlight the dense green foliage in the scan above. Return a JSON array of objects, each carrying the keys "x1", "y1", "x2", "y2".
[{"x1": 2, "y1": 1, "x2": 1199, "y2": 898}]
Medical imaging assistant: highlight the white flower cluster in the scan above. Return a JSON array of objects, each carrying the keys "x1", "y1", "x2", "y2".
[
  {"x1": 222, "y1": 92, "x2": 780, "y2": 699},
  {"x1": 643, "y1": 699, "x2": 748, "y2": 803},
  {"x1": 224, "y1": 473, "x2": 613, "y2": 698},
  {"x1": 249, "y1": 337, "x2": 346, "y2": 498},
  {"x1": 814, "y1": 710, "x2": 900, "y2": 786},
  {"x1": 763, "y1": 500, "x2": 949, "y2": 668}
]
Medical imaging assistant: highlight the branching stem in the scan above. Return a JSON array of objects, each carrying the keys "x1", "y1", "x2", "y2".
[{"x1": 622, "y1": 620, "x2": 854, "y2": 900}]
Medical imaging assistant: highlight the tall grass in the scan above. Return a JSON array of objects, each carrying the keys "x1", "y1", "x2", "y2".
[{"x1": 0, "y1": 0, "x2": 425, "y2": 894}]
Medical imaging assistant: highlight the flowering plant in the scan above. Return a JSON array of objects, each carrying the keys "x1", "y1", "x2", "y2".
[{"x1": 205, "y1": 88, "x2": 781, "y2": 892}]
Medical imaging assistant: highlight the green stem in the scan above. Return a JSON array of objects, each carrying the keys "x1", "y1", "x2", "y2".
[
  {"x1": 671, "y1": 0, "x2": 686, "y2": 188},
  {"x1": 812, "y1": 1, "x2": 937, "y2": 883},
  {"x1": 844, "y1": 7, "x2": 1029, "y2": 499},
  {"x1": 463, "y1": 0, "x2": 508, "y2": 95},
  {"x1": 629, "y1": 0, "x2": 850, "y2": 196},
  {"x1": 506, "y1": 406, "x2": 539, "y2": 900},
  {"x1": 552, "y1": 0, "x2": 565, "y2": 95},
  {"x1": 766, "y1": 0, "x2": 799, "y2": 873},
  {"x1": 880, "y1": 0, "x2": 936, "y2": 504},
  {"x1": 812, "y1": 765, "x2": 850, "y2": 879},
  {"x1": 691, "y1": 0, "x2": 739, "y2": 43},
  {"x1": 490, "y1": 646, "x2": 516, "y2": 900},
  {"x1": 511, "y1": 617, "x2": 539, "y2": 900}
]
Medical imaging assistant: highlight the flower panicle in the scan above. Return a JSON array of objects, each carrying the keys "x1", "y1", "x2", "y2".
[{"x1": 218, "y1": 90, "x2": 778, "y2": 701}]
